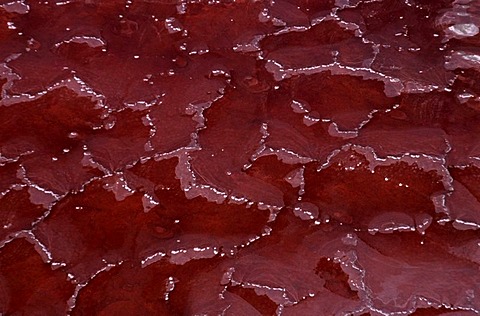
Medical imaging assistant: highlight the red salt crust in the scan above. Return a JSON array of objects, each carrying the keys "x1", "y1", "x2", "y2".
[
  {"x1": 0, "y1": 238, "x2": 75, "y2": 315},
  {"x1": 1, "y1": 0, "x2": 480, "y2": 315}
]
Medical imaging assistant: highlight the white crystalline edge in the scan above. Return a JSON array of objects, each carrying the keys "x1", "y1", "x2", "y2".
[
  {"x1": 55, "y1": 0, "x2": 74, "y2": 6},
  {"x1": 264, "y1": 59, "x2": 439, "y2": 98},
  {"x1": 334, "y1": 250, "x2": 372, "y2": 309},
  {"x1": 332, "y1": 249, "x2": 441, "y2": 316},
  {"x1": 328, "y1": 122, "x2": 358, "y2": 139},
  {"x1": 437, "y1": 0, "x2": 480, "y2": 43},
  {"x1": 0, "y1": 0, "x2": 29, "y2": 14},
  {"x1": 0, "y1": 3, "x2": 474, "y2": 312},
  {"x1": 293, "y1": 207, "x2": 316, "y2": 220},
  {"x1": 258, "y1": 147, "x2": 314, "y2": 164},
  {"x1": 0, "y1": 0, "x2": 457, "y2": 192},
  {"x1": 102, "y1": 172, "x2": 136, "y2": 201},
  {"x1": 66, "y1": 261, "x2": 124, "y2": 315},
  {"x1": 448, "y1": 23, "x2": 479, "y2": 37},
  {"x1": 184, "y1": 92, "x2": 224, "y2": 129},
  {"x1": 218, "y1": 225, "x2": 273, "y2": 259},
  {"x1": 0, "y1": 116, "x2": 461, "y2": 266},
  {"x1": 253, "y1": 4, "x2": 452, "y2": 97},
  {"x1": 247, "y1": 123, "x2": 270, "y2": 164},
  {"x1": 141, "y1": 251, "x2": 167, "y2": 268},
  {"x1": 367, "y1": 225, "x2": 416, "y2": 235},
  {"x1": 174, "y1": 129, "x2": 286, "y2": 213},
  {"x1": 314, "y1": 143, "x2": 455, "y2": 222},
  {"x1": 54, "y1": 36, "x2": 106, "y2": 49},
  {"x1": 165, "y1": 17, "x2": 183, "y2": 34},
  {"x1": 461, "y1": 53, "x2": 480, "y2": 63},
  {"x1": 168, "y1": 246, "x2": 219, "y2": 265},
  {"x1": 233, "y1": 34, "x2": 265, "y2": 53},
  {"x1": 17, "y1": 165, "x2": 63, "y2": 208},
  {"x1": 0, "y1": 61, "x2": 106, "y2": 108},
  {"x1": 453, "y1": 219, "x2": 480, "y2": 230},
  {"x1": 126, "y1": 99, "x2": 159, "y2": 111},
  {"x1": 256, "y1": 2, "x2": 456, "y2": 103},
  {"x1": 227, "y1": 272, "x2": 292, "y2": 306},
  {"x1": 326, "y1": 103, "x2": 399, "y2": 138},
  {"x1": 242, "y1": 124, "x2": 455, "y2": 224},
  {"x1": 321, "y1": 143, "x2": 453, "y2": 188},
  {"x1": 285, "y1": 166, "x2": 306, "y2": 198}
]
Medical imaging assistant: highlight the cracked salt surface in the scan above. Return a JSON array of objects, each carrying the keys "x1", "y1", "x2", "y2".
[{"x1": 1, "y1": 0, "x2": 480, "y2": 315}]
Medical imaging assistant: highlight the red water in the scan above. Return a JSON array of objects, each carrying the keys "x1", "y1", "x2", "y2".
[{"x1": 1, "y1": 0, "x2": 480, "y2": 315}]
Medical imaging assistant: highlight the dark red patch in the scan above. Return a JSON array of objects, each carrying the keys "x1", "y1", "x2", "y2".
[{"x1": 1, "y1": 0, "x2": 480, "y2": 315}]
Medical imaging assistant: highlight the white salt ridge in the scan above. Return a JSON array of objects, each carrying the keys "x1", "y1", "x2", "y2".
[
  {"x1": 185, "y1": 100, "x2": 214, "y2": 129},
  {"x1": 368, "y1": 212, "x2": 416, "y2": 235},
  {"x1": 176, "y1": 150, "x2": 228, "y2": 204},
  {"x1": 142, "y1": 193, "x2": 160, "y2": 213},
  {"x1": 1, "y1": 69, "x2": 106, "y2": 110},
  {"x1": 67, "y1": 261, "x2": 123, "y2": 313},
  {"x1": 102, "y1": 173, "x2": 135, "y2": 201},
  {"x1": 55, "y1": 36, "x2": 106, "y2": 48},
  {"x1": 27, "y1": 185, "x2": 59, "y2": 209},
  {"x1": 293, "y1": 202, "x2": 319, "y2": 220},
  {"x1": 259, "y1": 147, "x2": 314, "y2": 164},
  {"x1": 169, "y1": 246, "x2": 219, "y2": 265},
  {"x1": 248, "y1": 123, "x2": 270, "y2": 164},
  {"x1": 141, "y1": 251, "x2": 166, "y2": 268},
  {"x1": 453, "y1": 219, "x2": 480, "y2": 230},
  {"x1": 328, "y1": 122, "x2": 358, "y2": 139},
  {"x1": 233, "y1": 35, "x2": 265, "y2": 53},
  {"x1": 165, "y1": 17, "x2": 183, "y2": 34},
  {"x1": 414, "y1": 213, "x2": 433, "y2": 235},
  {"x1": 265, "y1": 58, "x2": 444, "y2": 97},
  {"x1": 448, "y1": 23, "x2": 479, "y2": 37},
  {"x1": 0, "y1": 0, "x2": 29, "y2": 14},
  {"x1": 446, "y1": 50, "x2": 480, "y2": 72},
  {"x1": 437, "y1": 0, "x2": 480, "y2": 42}
]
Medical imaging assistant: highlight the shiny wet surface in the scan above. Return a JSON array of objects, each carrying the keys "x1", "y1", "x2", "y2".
[{"x1": 1, "y1": 0, "x2": 480, "y2": 315}]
